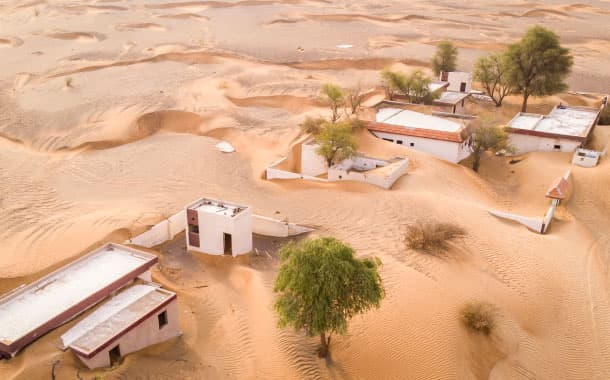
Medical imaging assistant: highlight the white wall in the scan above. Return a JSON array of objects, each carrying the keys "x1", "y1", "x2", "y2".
[
  {"x1": 328, "y1": 158, "x2": 408, "y2": 189},
  {"x1": 301, "y1": 142, "x2": 328, "y2": 176},
  {"x1": 188, "y1": 208, "x2": 253, "y2": 257},
  {"x1": 446, "y1": 72, "x2": 472, "y2": 93},
  {"x1": 572, "y1": 153, "x2": 599, "y2": 167},
  {"x1": 266, "y1": 157, "x2": 328, "y2": 182},
  {"x1": 77, "y1": 299, "x2": 181, "y2": 369},
  {"x1": 372, "y1": 131, "x2": 468, "y2": 163},
  {"x1": 128, "y1": 220, "x2": 170, "y2": 248},
  {"x1": 168, "y1": 211, "x2": 186, "y2": 239},
  {"x1": 509, "y1": 133, "x2": 582, "y2": 154}
]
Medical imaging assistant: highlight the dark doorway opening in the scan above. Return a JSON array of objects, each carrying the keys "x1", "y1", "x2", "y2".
[
  {"x1": 224, "y1": 233, "x2": 232, "y2": 255},
  {"x1": 158, "y1": 310, "x2": 168, "y2": 329},
  {"x1": 460, "y1": 82, "x2": 467, "y2": 92},
  {"x1": 109, "y1": 345, "x2": 121, "y2": 366}
]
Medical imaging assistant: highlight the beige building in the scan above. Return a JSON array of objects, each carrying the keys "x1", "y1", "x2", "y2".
[{"x1": 61, "y1": 284, "x2": 180, "y2": 369}]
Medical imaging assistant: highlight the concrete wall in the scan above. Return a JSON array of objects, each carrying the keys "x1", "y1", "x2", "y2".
[
  {"x1": 129, "y1": 220, "x2": 170, "y2": 248},
  {"x1": 77, "y1": 299, "x2": 181, "y2": 369},
  {"x1": 446, "y1": 72, "x2": 472, "y2": 93},
  {"x1": 252, "y1": 215, "x2": 313, "y2": 237},
  {"x1": 187, "y1": 208, "x2": 253, "y2": 256},
  {"x1": 328, "y1": 158, "x2": 408, "y2": 189},
  {"x1": 509, "y1": 133, "x2": 582, "y2": 154},
  {"x1": 301, "y1": 142, "x2": 328, "y2": 176},
  {"x1": 372, "y1": 131, "x2": 469, "y2": 163},
  {"x1": 266, "y1": 157, "x2": 328, "y2": 182},
  {"x1": 488, "y1": 209, "x2": 543, "y2": 233}
]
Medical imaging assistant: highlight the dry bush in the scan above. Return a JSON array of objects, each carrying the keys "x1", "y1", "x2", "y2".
[
  {"x1": 461, "y1": 302, "x2": 496, "y2": 335},
  {"x1": 64, "y1": 77, "x2": 73, "y2": 88},
  {"x1": 405, "y1": 221, "x2": 466, "y2": 254}
]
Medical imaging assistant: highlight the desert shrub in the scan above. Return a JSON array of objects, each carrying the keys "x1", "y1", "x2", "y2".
[
  {"x1": 405, "y1": 221, "x2": 466, "y2": 254},
  {"x1": 461, "y1": 302, "x2": 496, "y2": 335},
  {"x1": 299, "y1": 116, "x2": 326, "y2": 135},
  {"x1": 599, "y1": 106, "x2": 610, "y2": 125},
  {"x1": 65, "y1": 77, "x2": 73, "y2": 88}
]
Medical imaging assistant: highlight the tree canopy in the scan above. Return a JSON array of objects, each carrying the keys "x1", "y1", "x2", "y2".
[
  {"x1": 432, "y1": 41, "x2": 458, "y2": 76},
  {"x1": 505, "y1": 26, "x2": 573, "y2": 112},
  {"x1": 468, "y1": 117, "x2": 512, "y2": 172},
  {"x1": 315, "y1": 120, "x2": 358, "y2": 167},
  {"x1": 380, "y1": 69, "x2": 408, "y2": 101},
  {"x1": 380, "y1": 69, "x2": 437, "y2": 104},
  {"x1": 274, "y1": 237, "x2": 385, "y2": 357},
  {"x1": 473, "y1": 53, "x2": 513, "y2": 107},
  {"x1": 320, "y1": 83, "x2": 345, "y2": 123}
]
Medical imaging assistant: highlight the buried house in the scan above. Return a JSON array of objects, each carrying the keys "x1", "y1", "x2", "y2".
[
  {"x1": 61, "y1": 284, "x2": 180, "y2": 369},
  {"x1": 186, "y1": 197, "x2": 253, "y2": 257},
  {"x1": 0, "y1": 243, "x2": 157, "y2": 358},
  {"x1": 506, "y1": 104, "x2": 601, "y2": 154}
]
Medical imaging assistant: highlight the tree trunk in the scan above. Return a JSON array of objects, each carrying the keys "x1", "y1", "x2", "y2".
[
  {"x1": 472, "y1": 152, "x2": 481, "y2": 172},
  {"x1": 521, "y1": 91, "x2": 530, "y2": 113},
  {"x1": 318, "y1": 332, "x2": 330, "y2": 358}
]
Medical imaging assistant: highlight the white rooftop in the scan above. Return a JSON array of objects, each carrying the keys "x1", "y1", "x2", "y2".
[
  {"x1": 429, "y1": 81, "x2": 449, "y2": 92},
  {"x1": 508, "y1": 105, "x2": 599, "y2": 138},
  {"x1": 188, "y1": 197, "x2": 249, "y2": 217},
  {"x1": 62, "y1": 284, "x2": 174, "y2": 354},
  {"x1": 0, "y1": 244, "x2": 156, "y2": 346},
  {"x1": 376, "y1": 108, "x2": 463, "y2": 132},
  {"x1": 436, "y1": 91, "x2": 469, "y2": 105}
]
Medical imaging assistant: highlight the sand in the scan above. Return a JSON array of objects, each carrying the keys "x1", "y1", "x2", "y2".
[{"x1": 0, "y1": 0, "x2": 610, "y2": 379}]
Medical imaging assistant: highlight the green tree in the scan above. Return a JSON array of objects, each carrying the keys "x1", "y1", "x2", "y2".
[
  {"x1": 321, "y1": 83, "x2": 345, "y2": 123},
  {"x1": 473, "y1": 53, "x2": 513, "y2": 107},
  {"x1": 380, "y1": 69, "x2": 408, "y2": 101},
  {"x1": 408, "y1": 70, "x2": 437, "y2": 104},
  {"x1": 432, "y1": 41, "x2": 458, "y2": 76},
  {"x1": 344, "y1": 84, "x2": 365, "y2": 116},
  {"x1": 315, "y1": 120, "x2": 358, "y2": 167},
  {"x1": 274, "y1": 237, "x2": 385, "y2": 357},
  {"x1": 299, "y1": 116, "x2": 326, "y2": 135},
  {"x1": 505, "y1": 26, "x2": 573, "y2": 112},
  {"x1": 469, "y1": 118, "x2": 512, "y2": 172}
]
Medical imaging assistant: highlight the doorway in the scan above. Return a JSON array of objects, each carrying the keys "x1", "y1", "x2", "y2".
[
  {"x1": 460, "y1": 82, "x2": 467, "y2": 92},
  {"x1": 109, "y1": 345, "x2": 121, "y2": 366},
  {"x1": 223, "y1": 233, "x2": 232, "y2": 255}
]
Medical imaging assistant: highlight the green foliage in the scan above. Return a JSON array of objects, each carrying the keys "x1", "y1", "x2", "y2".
[
  {"x1": 470, "y1": 119, "x2": 512, "y2": 172},
  {"x1": 405, "y1": 221, "x2": 466, "y2": 254},
  {"x1": 380, "y1": 69, "x2": 408, "y2": 101},
  {"x1": 473, "y1": 53, "x2": 513, "y2": 107},
  {"x1": 461, "y1": 302, "x2": 496, "y2": 335},
  {"x1": 315, "y1": 120, "x2": 358, "y2": 167},
  {"x1": 274, "y1": 237, "x2": 385, "y2": 357},
  {"x1": 380, "y1": 69, "x2": 437, "y2": 104},
  {"x1": 599, "y1": 106, "x2": 610, "y2": 125},
  {"x1": 505, "y1": 26, "x2": 573, "y2": 112},
  {"x1": 432, "y1": 40, "x2": 458, "y2": 76},
  {"x1": 299, "y1": 116, "x2": 326, "y2": 135},
  {"x1": 345, "y1": 85, "x2": 365, "y2": 116},
  {"x1": 320, "y1": 83, "x2": 345, "y2": 123}
]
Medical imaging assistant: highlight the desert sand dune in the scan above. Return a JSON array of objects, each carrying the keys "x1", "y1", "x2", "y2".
[
  {"x1": 39, "y1": 30, "x2": 106, "y2": 42},
  {"x1": 114, "y1": 23, "x2": 167, "y2": 31}
]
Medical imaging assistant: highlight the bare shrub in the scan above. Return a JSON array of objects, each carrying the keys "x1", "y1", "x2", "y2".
[
  {"x1": 405, "y1": 221, "x2": 466, "y2": 254},
  {"x1": 461, "y1": 302, "x2": 496, "y2": 335},
  {"x1": 64, "y1": 77, "x2": 73, "y2": 88}
]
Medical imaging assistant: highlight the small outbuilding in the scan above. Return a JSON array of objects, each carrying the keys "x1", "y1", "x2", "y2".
[
  {"x1": 185, "y1": 197, "x2": 253, "y2": 256},
  {"x1": 572, "y1": 148, "x2": 604, "y2": 167},
  {"x1": 546, "y1": 176, "x2": 570, "y2": 205},
  {"x1": 434, "y1": 91, "x2": 470, "y2": 115},
  {"x1": 61, "y1": 284, "x2": 180, "y2": 369},
  {"x1": 439, "y1": 71, "x2": 472, "y2": 93}
]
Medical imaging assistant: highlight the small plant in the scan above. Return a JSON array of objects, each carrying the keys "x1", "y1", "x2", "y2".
[
  {"x1": 405, "y1": 221, "x2": 466, "y2": 254},
  {"x1": 299, "y1": 116, "x2": 326, "y2": 135},
  {"x1": 461, "y1": 302, "x2": 496, "y2": 335},
  {"x1": 64, "y1": 77, "x2": 73, "y2": 88}
]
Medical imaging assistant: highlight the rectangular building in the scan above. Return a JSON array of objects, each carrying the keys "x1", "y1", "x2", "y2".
[
  {"x1": 61, "y1": 284, "x2": 180, "y2": 369},
  {"x1": 186, "y1": 197, "x2": 252, "y2": 256},
  {"x1": 0, "y1": 243, "x2": 157, "y2": 358},
  {"x1": 507, "y1": 105, "x2": 600, "y2": 154}
]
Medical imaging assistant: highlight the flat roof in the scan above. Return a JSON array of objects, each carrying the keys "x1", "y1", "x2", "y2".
[
  {"x1": 62, "y1": 284, "x2": 175, "y2": 357},
  {"x1": 429, "y1": 81, "x2": 450, "y2": 93},
  {"x1": 376, "y1": 108, "x2": 463, "y2": 133},
  {"x1": 187, "y1": 197, "x2": 249, "y2": 218},
  {"x1": 0, "y1": 243, "x2": 157, "y2": 356},
  {"x1": 508, "y1": 105, "x2": 599, "y2": 139},
  {"x1": 435, "y1": 91, "x2": 470, "y2": 105}
]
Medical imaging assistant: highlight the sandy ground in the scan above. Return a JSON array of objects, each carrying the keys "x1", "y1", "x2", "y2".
[{"x1": 1, "y1": 0, "x2": 610, "y2": 379}]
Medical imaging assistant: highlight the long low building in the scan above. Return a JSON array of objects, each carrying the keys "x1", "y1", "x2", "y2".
[
  {"x1": 61, "y1": 284, "x2": 180, "y2": 369},
  {"x1": 507, "y1": 104, "x2": 601, "y2": 154},
  {"x1": 0, "y1": 243, "x2": 158, "y2": 358},
  {"x1": 366, "y1": 107, "x2": 472, "y2": 163}
]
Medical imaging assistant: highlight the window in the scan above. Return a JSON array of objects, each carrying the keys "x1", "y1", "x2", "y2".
[
  {"x1": 397, "y1": 140, "x2": 403, "y2": 145},
  {"x1": 410, "y1": 142, "x2": 415, "y2": 147},
  {"x1": 382, "y1": 138, "x2": 394, "y2": 143},
  {"x1": 158, "y1": 310, "x2": 168, "y2": 329},
  {"x1": 189, "y1": 224, "x2": 199, "y2": 234},
  {"x1": 553, "y1": 144, "x2": 561, "y2": 150}
]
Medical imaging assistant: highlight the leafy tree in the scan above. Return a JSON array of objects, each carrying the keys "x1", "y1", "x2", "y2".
[
  {"x1": 321, "y1": 83, "x2": 345, "y2": 123},
  {"x1": 432, "y1": 41, "x2": 458, "y2": 76},
  {"x1": 274, "y1": 237, "x2": 385, "y2": 357},
  {"x1": 469, "y1": 118, "x2": 512, "y2": 172},
  {"x1": 299, "y1": 116, "x2": 326, "y2": 135},
  {"x1": 344, "y1": 85, "x2": 365, "y2": 116},
  {"x1": 505, "y1": 26, "x2": 573, "y2": 112},
  {"x1": 408, "y1": 70, "x2": 437, "y2": 104},
  {"x1": 473, "y1": 53, "x2": 513, "y2": 107},
  {"x1": 380, "y1": 69, "x2": 408, "y2": 101},
  {"x1": 315, "y1": 120, "x2": 358, "y2": 167}
]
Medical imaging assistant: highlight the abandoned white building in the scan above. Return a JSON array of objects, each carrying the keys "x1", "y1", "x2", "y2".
[
  {"x1": 507, "y1": 104, "x2": 600, "y2": 154},
  {"x1": 439, "y1": 71, "x2": 472, "y2": 93},
  {"x1": 367, "y1": 107, "x2": 471, "y2": 163},
  {"x1": 433, "y1": 91, "x2": 470, "y2": 115},
  {"x1": 61, "y1": 284, "x2": 180, "y2": 369},
  {"x1": 0, "y1": 243, "x2": 157, "y2": 358},
  {"x1": 572, "y1": 147, "x2": 605, "y2": 167},
  {"x1": 186, "y1": 197, "x2": 253, "y2": 257},
  {"x1": 267, "y1": 138, "x2": 408, "y2": 189}
]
